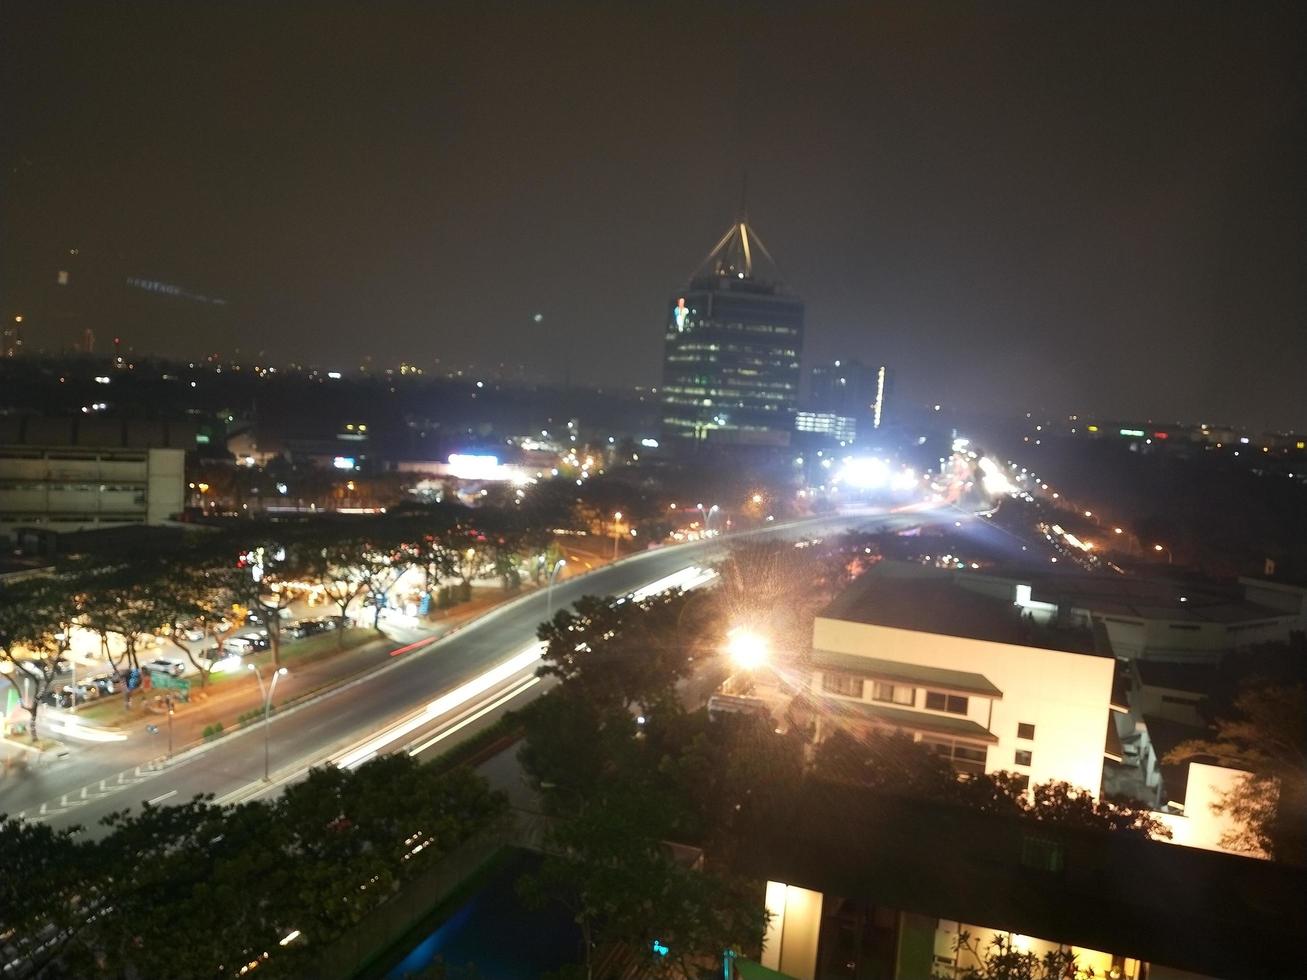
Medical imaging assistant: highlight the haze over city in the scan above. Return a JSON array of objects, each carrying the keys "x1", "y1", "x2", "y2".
[{"x1": 5, "y1": 3, "x2": 1306, "y2": 428}]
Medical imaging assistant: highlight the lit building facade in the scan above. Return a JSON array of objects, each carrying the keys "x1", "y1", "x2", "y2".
[
  {"x1": 808, "y1": 563, "x2": 1121, "y2": 795},
  {"x1": 0, "y1": 446, "x2": 185, "y2": 538},
  {"x1": 661, "y1": 220, "x2": 804, "y2": 448}
]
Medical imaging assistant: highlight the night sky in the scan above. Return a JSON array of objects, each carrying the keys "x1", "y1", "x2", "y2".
[{"x1": 4, "y1": 2, "x2": 1305, "y2": 429}]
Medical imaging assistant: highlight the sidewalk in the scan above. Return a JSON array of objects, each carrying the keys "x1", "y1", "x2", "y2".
[{"x1": 62, "y1": 583, "x2": 546, "y2": 754}]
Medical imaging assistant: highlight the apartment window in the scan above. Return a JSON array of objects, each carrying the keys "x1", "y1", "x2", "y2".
[
  {"x1": 925, "y1": 691, "x2": 968, "y2": 715},
  {"x1": 872, "y1": 682, "x2": 915, "y2": 706},
  {"x1": 821, "y1": 672, "x2": 863, "y2": 698},
  {"x1": 1017, "y1": 722, "x2": 1036, "y2": 740},
  {"x1": 1014, "y1": 749, "x2": 1033, "y2": 767},
  {"x1": 923, "y1": 738, "x2": 988, "y2": 776}
]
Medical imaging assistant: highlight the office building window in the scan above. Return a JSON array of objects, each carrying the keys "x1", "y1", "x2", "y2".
[
  {"x1": 1017, "y1": 722, "x2": 1036, "y2": 740},
  {"x1": 822, "y1": 672, "x2": 863, "y2": 698},
  {"x1": 872, "y1": 682, "x2": 914, "y2": 706},
  {"x1": 1015, "y1": 749, "x2": 1033, "y2": 767},
  {"x1": 925, "y1": 691, "x2": 968, "y2": 715}
]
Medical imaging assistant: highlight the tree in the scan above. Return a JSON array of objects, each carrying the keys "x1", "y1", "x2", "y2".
[
  {"x1": 308, "y1": 535, "x2": 373, "y2": 642},
  {"x1": 0, "y1": 815, "x2": 100, "y2": 977},
  {"x1": 75, "y1": 563, "x2": 171, "y2": 708},
  {"x1": 535, "y1": 590, "x2": 707, "y2": 719},
  {"x1": 8, "y1": 755, "x2": 507, "y2": 978},
  {"x1": 815, "y1": 729, "x2": 1170, "y2": 840},
  {"x1": 210, "y1": 535, "x2": 310, "y2": 666},
  {"x1": 935, "y1": 931, "x2": 1092, "y2": 980},
  {"x1": 0, "y1": 578, "x2": 67, "y2": 742},
  {"x1": 663, "y1": 712, "x2": 806, "y2": 862},
  {"x1": 353, "y1": 535, "x2": 411, "y2": 631},
  {"x1": 1166, "y1": 683, "x2": 1307, "y2": 864},
  {"x1": 520, "y1": 775, "x2": 764, "y2": 980},
  {"x1": 407, "y1": 527, "x2": 459, "y2": 603}
]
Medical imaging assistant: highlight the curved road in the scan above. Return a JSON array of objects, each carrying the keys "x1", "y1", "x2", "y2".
[{"x1": 3, "y1": 506, "x2": 969, "y2": 834}]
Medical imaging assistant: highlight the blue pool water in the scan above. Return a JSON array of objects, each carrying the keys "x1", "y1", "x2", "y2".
[{"x1": 383, "y1": 849, "x2": 580, "y2": 979}]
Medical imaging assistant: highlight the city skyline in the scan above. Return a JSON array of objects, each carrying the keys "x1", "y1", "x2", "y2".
[{"x1": 4, "y1": 3, "x2": 1305, "y2": 431}]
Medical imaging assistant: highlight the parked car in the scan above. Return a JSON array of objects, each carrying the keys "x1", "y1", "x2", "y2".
[
  {"x1": 222, "y1": 636, "x2": 256, "y2": 656},
  {"x1": 61, "y1": 682, "x2": 100, "y2": 703},
  {"x1": 238, "y1": 633, "x2": 270, "y2": 651},
  {"x1": 39, "y1": 689, "x2": 73, "y2": 709},
  {"x1": 143, "y1": 658, "x2": 186, "y2": 678},
  {"x1": 88, "y1": 673, "x2": 116, "y2": 695},
  {"x1": 179, "y1": 623, "x2": 207, "y2": 643}
]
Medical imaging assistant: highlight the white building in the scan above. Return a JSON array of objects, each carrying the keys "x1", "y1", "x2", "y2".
[
  {"x1": 808, "y1": 562, "x2": 1122, "y2": 795},
  {"x1": 0, "y1": 445, "x2": 185, "y2": 538}
]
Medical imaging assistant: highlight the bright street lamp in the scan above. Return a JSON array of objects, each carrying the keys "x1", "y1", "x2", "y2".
[
  {"x1": 248, "y1": 664, "x2": 289, "y2": 781},
  {"x1": 1153, "y1": 543, "x2": 1173, "y2": 564},
  {"x1": 546, "y1": 558, "x2": 567, "y2": 617},
  {"x1": 725, "y1": 627, "x2": 770, "y2": 671}
]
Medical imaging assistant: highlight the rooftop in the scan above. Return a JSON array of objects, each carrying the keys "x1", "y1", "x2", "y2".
[
  {"x1": 818, "y1": 695, "x2": 1000, "y2": 743},
  {"x1": 820, "y1": 564, "x2": 1104, "y2": 656},
  {"x1": 811, "y1": 649, "x2": 1004, "y2": 698},
  {"x1": 1135, "y1": 660, "x2": 1219, "y2": 695},
  {"x1": 1015, "y1": 571, "x2": 1290, "y2": 625}
]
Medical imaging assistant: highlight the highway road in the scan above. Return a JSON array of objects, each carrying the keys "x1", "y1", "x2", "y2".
[{"x1": 2, "y1": 502, "x2": 1043, "y2": 835}]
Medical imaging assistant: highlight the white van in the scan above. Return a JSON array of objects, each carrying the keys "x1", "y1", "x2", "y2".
[{"x1": 222, "y1": 636, "x2": 256, "y2": 656}]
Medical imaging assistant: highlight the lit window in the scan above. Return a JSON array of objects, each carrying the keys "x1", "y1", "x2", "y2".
[
  {"x1": 925, "y1": 691, "x2": 968, "y2": 715},
  {"x1": 872, "y1": 682, "x2": 914, "y2": 706},
  {"x1": 821, "y1": 672, "x2": 863, "y2": 698}
]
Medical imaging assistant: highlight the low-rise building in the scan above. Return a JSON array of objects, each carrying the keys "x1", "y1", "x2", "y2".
[
  {"x1": 0, "y1": 418, "x2": 191, "y2": 542},
  {"x1": 808, "y1": 562, "x2": 1122, "y2": 796}
]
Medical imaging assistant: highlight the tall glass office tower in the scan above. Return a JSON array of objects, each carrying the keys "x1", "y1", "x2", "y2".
[{"x1": 660, "y1": 220, "x2": 805, "y2": 449}]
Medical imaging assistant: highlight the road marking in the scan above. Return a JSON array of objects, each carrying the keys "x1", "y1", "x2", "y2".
[
  {"x1": 408, "y1": 674, "x2": 540, "y2": 757},
  {"x1": 147, "y1": 790, "x2": 177, "y2": 806}
]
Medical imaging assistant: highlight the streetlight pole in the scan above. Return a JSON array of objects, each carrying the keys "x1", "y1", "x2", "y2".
[
  {"x1": 248, "y1": 665, "x2": 289, "y2": 781},
  {"x1": 546, "y1": 558, "x2": 567, "y2": 617},
  {"x1": 612, "y1": 512, "x2": 622, "y2": 560},
  {"x1": 165, "y1": 694, "x2": 174, "y2": 758},
  {"x1": 1153, "y1": 543, "x2": 1173, "y2": 565}
]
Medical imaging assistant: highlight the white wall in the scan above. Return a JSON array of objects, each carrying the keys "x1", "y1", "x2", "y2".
[
  {"x1": 813, "y1": 618, "x2": 1115, "y2": 795},
  {"x1": 1154, "y1": 762, "x2": 1258, "y2": 857},
  {"x1": 761, "y1": 881, "x2": 823, "y2": 980},
  {"x1": 146, "y1": 448, "x2": 185, "y2": 524}
]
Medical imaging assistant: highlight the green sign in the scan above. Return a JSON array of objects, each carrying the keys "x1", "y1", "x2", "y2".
[{"x1": 150, "y1": 673, "x2": 191, "y2": 693}]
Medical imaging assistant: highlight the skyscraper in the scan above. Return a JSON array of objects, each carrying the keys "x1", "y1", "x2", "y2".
[{"x1": 660, "y1": 220, "x2": 804, "y2": 448}]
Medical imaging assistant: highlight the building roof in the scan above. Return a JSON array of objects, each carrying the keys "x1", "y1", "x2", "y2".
[
  {"x1": 734, "y1": 778, "x2": 1307, "y2": 980},
  {"x1": 1135, "y1": 660, "x2": 1219, "y2": 695},
  {"x1": 820, "y1": 696, "x2": 1000, "y2": 743},
  {"x1": 1021, "y1": 572, "x2": 1289, "y2": 626},
  {"x1": 812, "y1": 649, "x2": 1003, "y2": 699},
  {"x1": 821, "y1": 565, "x2": 1103, "y2": 657},
  {"x1": 693, "y1": 218, "x2": 782, "y2": 285}
]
